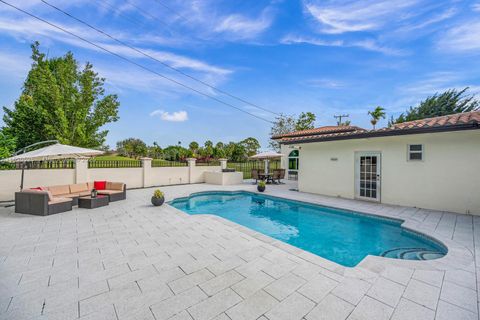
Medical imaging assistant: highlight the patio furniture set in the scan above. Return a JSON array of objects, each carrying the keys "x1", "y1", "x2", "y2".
[
  {"x1": 14, "y1": 181, "x2": 126, "y2": 216},
  {"x1": 251, "y1": 168, "x2": 285, "y2": 184}
]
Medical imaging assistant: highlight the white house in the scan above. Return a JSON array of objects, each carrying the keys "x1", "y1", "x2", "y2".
[{"x1": 273, "y1": 111, "x2": 480, "y2": 215}]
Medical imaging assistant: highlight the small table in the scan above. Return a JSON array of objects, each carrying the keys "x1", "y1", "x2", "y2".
[
  {"x1": 78, "y1": 195, "x2": 109, "y2": 209},
  {"x1": 258, "y1": 173, "x2": 273, "y2": 183}
]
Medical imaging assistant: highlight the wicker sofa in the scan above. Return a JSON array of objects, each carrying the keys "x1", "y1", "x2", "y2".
[
  {"x1": 15, "y1": 190, "x2": 72, "y2": 216},
  {"x1": 15, "y1": 181, "x2": 126, "y2": 216}
]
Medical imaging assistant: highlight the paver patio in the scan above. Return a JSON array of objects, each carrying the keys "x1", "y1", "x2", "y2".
[{"x1": 0, "y1": 181, "x2": 478, "y2": 320}]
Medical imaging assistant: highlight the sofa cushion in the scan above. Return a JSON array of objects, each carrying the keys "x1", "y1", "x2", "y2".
[
  {"x1": 46, "y1": 190, "x2": 54, "y2": 201},
  {"x1": 98, "y1": 190, "x2": 123, "y2": 195},
  {"x1": 106, "y1": 182, "x2": 124, "y2": 191},
  {"x1": 68, "y1": 191, "x2": 90, "y2": 197},
  {"x1": 70, "y1": 183, "x2": 88, "y2": 194},
  {"x1": 94, "y1": 181, "x2": 106, "y2": 190},
  {"x1": 47, "y1": 185, "x2": 71, "y2": 196},
  {"x1": 48, "y1": 197, "x2": 72, "y2": 205},
  {"x1": 87, "y1": 182, "x2": 94, "y2": 191}
]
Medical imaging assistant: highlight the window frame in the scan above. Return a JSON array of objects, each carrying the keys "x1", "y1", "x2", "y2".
[{"x1": 407, "y1": 144, "x2": 424, "y2": 162}]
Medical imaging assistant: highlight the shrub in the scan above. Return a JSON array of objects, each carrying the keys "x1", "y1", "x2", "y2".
[{"x1": 153, "y1": 189, "x2": 164, "y2": 198}]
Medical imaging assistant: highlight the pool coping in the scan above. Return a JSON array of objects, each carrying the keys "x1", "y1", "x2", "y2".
[{"x1": 166, "y1": 188, "x2": 474, "y2": 277}]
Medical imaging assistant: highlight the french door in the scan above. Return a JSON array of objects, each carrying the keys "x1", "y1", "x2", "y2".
[{"x1": 355, "y1": 152, "x2": 381, "y2": 202}]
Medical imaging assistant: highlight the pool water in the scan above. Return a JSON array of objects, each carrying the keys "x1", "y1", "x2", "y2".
[{"x1": 169, "y1": 191, "x2": 447, "y2": 267}]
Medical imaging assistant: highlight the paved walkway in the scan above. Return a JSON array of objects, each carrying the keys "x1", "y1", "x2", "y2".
[{"x1": 0, "y1": 182, "x2": 478, "y2": 320}]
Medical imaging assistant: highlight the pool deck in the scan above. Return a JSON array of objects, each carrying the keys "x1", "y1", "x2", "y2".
[{"x1": 0, "y1": 181, "x2": 478, "y2": 320}]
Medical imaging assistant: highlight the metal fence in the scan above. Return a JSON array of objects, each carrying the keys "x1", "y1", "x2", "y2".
[
  {"x1": 227, "y1": 160, "x2": 281, "y2": 179},
  {"x1": 152, "y1": 159, "x2": 187, "y2": 167},
  {"x1": 88, "y1": 159, "x2": 142, "y2": 168},
  {"x1": 0, "y1": 160, "x2": 75, "y2": 170},
  {"x1": 196, "y1": 160, "x2": 221, "y2": 166}
]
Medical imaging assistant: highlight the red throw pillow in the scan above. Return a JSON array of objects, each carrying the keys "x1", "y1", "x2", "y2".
[
  {"x1": 30, "y1": 187, "x2": 43, "y2": 191},
  {"x1": 94, "y1": 181, "x2": 107, "y2": 190}
]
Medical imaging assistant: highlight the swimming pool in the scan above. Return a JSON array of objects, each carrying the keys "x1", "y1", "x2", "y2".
[{"x1": 169, "y1": 191, "x2": 447, "y2": 267}]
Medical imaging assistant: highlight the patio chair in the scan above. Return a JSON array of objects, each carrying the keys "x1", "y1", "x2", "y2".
[
  {"x1": 271, "y1": 169, "x2": 285, "y2": 184},
  {"x1": 270, "y1": 170, "x2": 280, "y2": 184},
  {"x1": 251, "y1": 169, "x2": 260, "y2": 184},
  {"x1": 277, "y1": 169, "x2": 286, "y2": 184}
]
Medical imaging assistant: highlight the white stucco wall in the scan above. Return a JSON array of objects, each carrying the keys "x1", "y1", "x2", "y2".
[
  {"x1": 290, "y1": 130, "x2": 480, "y2": 215},
  {"x1": 190, "y1": 166, "x2": 222, "y2": 184},
  {"x1": 205, "y1": 171, "x2": 243, "y2": 185},
  {"x1": 0, "y1": 169, "x2": 76, "y2": 201},
  {"x1": 0, "y1": 164, "x2": 223, "y2": 201},
  {"x1": 88, "y1": 168, "x2": 144, "y2": 188}
]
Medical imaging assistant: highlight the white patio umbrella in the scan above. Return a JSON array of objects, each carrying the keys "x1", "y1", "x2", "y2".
[
  {"x1": 2, "y1": 141, "x2": 104, "y2": 190},
  {"x1": 249, "y1": 151, "x2": 283, "y2": 174}
]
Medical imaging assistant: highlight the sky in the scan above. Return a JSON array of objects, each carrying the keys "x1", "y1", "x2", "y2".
[{"x1": 0, "y1": 0, "x2": 479, "y2": 150}]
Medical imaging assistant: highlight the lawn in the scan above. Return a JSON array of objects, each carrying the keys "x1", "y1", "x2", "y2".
[{"x1": 91, "y1": 155, "x2": 135, "y2": 161}]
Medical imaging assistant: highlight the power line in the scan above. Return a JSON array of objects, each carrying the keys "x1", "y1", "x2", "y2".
[
  {"x1": 334, "y1": 114, "x2": 349, "y2": 125},
  {"x1": 123, "y1": 0, "x2": 173, "y2": 31},
  {"x1": 151, "y1": 0, "x2": 190, "y2": 22},
  {"x1": 0, "y1": 0, "x2": 274, "y2": 124},
  {"x1": 40, "y1": 0, "x2": 281, "y2": 117},
  {"x1": 95, "y1": 0, "x2": 148, "y2": 29}
]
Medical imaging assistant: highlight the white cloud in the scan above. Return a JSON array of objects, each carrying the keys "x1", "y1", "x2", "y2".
[
  {"x1": 391, "y1": 72, "x2": 480, "y2": 111},
  {"x1": 303, "y1": 0, "x2": 419, "y2": 34},
  {"x1": 0, "y1": 50, "x2": 30, "y2": 76},
  {"x1": 438, "y1": 20, "x2": 480, "y2": 52},
  {"x1": 161, "y1": 0, "x2": 276, "y2": 42},
  {"x1": 214, "y1": 9, "x2": 274, "y2": 40},
  {"x1": 399, "y1": 8, "x2": 456, "y2": 32},
  {"x1": 150, "y1": 110, "x2": 188, "y2": 122},
  {"x1": 281, "y1": 34, "x2": 406, "y2": 56},
  {"x1": 0, "y1": 15, "x2": 231, "y2": 76},
  {"x1": 304, "y1": 78, "x2": 345, "y2": 89}
]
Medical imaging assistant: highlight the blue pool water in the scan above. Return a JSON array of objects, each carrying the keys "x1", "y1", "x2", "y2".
[{"x1": 169, "y1": 191, "x2": 447, "y2": 267}]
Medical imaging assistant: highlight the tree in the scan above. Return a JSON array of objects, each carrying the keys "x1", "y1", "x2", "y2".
[
  {"x1": 2, "y1": 42, "x2": 119, "y2": 150},
  {"x1": 269, "y1": 114, "x2": 297, "y2": 151},
  {"x1": 201, "y1": 140, "x2": 214, "y2": 159},
  {"x1": 148, "y1": 142, "x2": 163, "y2": 159},
  {"x1": 188, "y1": 141, "x2": 199, "y2": 155},
  {"x1": 295, "y1": 112, "x2": 316, "y2": 131},
  {"x1": 391, "y1": 87, "x2": 479, "y2": 124},
  {"x1": 240, "y1": 137, "x2": 260, "y2": 157},
  {"x1": 0, "y1": 131, "x2": 16, "y2": 158},
  {"x1": 368, "y1": 106, "x2": 386, "y2": 130},
  {"x1": 229, "y1": 143, "x2": 247, "y2": 162},
  {"x1": 116, "y1": 138, "x2": 148, "y2": 159},
  {"x1": 163, "y1": 145, "x2": 191, "y2": 161}
]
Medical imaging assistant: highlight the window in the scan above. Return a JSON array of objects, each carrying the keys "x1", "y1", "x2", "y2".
[
  {"x1": 288, "y1": 150, "x2": 299, "y2": 180},
  {"x1": 408, "y1": 144, "x2": 423, "y2": 161}
]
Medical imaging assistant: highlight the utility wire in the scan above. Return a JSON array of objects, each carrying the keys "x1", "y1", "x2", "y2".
[
  {"x1": 123, "y1": 0, "x2": 172, "y2": 30},
  {"x1": 95, "y1": 0, "x2": 148, "y2": 29},
  {"x1": 0, "y1": 0, "x2": 274, "y2": 123},
  {"x1": 151, "y1": 0, "x2": 190, "y2": 22},
  {"x1": 43, "y1": 0, "x2": 280, "y2": 117}
]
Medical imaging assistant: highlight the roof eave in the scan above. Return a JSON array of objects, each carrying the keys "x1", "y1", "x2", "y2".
[{"x1": 278, "y1": 122, "x2": 480, "y2": 145}]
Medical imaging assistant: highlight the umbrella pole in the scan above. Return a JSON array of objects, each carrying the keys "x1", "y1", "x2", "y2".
[
  {"x1": 264, "y1": 159, "x2": 269, "y2": 175},
  {"x1": 20, "y1": 161, "x2": 25, "y2": 190}
]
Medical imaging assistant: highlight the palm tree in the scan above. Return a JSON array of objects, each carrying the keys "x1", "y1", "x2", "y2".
[{"x1": 368, "y1": 106, "x2": 386, "y2": 130}]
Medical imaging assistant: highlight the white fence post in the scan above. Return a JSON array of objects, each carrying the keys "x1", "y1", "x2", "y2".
[
  {"x1": 187, "y1": 158, "x2": 196, "y2": 184},
  {"x1": 141, "y1": 157, "x2": 152, "y2": 188},
  {"x1": 219, "y1": 158, "x2": 227, "y2": 170},
  {"x1": 75, "y1": 157, "x2": 89, "y2": 183}
]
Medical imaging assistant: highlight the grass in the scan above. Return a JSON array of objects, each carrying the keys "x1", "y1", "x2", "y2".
[{"x1": 90, "y1": 155, "x2": 135, "y2": 161}]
